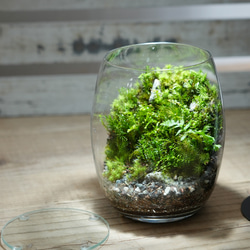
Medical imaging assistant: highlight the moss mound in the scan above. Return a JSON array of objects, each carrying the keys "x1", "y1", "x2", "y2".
[{"x1": 100, "y1": 65, "x2": 222, "y2": 182}]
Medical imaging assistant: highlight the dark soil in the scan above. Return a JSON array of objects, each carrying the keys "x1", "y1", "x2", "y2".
[{"x1": 102, "y1": 161, "x2": 218, "y2": 216}]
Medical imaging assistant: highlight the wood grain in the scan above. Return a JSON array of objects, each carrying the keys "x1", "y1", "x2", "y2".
[{"x1": 0, "y1": 109, "x2": 250, "y2": 249}]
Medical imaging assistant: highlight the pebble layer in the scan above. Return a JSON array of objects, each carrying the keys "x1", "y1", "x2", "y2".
[{"x1": 103, "y1": 163, "x2": 217, "y2": 216}]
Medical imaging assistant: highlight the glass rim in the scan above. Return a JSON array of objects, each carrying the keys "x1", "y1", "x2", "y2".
[{"x1": 104, "y1": 42, "x2": 212, "y2": 71}]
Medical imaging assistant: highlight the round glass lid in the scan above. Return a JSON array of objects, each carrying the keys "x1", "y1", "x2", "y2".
[{"x1": 1, "y1": 208, "x2": 109, "y2": 250}]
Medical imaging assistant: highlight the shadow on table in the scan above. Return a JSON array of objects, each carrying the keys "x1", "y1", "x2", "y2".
[{"x1": 86, "y1": 180, "x2": 246, "y2": 240}]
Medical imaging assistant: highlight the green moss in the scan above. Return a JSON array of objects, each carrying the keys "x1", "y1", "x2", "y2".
[
  {"x1": 103, "y1": 160, "x2": 126, "y2": 182},
  {"x1": 100, "y1": 65, "x2": 222, "y2": 182}
]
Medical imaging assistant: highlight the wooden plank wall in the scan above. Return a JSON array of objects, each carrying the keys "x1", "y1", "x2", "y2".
[{"x1": 0, "y1": 0, "x2": 250, "y2": 117}]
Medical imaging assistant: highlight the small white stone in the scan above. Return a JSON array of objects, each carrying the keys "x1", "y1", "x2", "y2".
[
  {"x1": 112, "y1": 187, "x2": 120, "y2": 192},
  {"x1": 149, "y1": 79, "x2": 161, "y2": 102},
  {"x1": 135, "y1": 187, "x2": 141, "y2": 193},
  {"x1": 123, "y1": 187, "x2": 129, "y2": 193},
  {"x1": 190, "y1": 102, "x2": 197, "y2": 111},
  {"x1": 173, "y1": 187, "x2": 180, "y2": 194},
  {"x1": 164, "y1": 186, "x2": 171, "y2": 195},
  {"x1": 145, "y1": 171, "x2": 165, "y2": 182}
]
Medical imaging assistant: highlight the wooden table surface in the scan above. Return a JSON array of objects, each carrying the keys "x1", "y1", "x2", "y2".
[{"x1": 0, "y1": 109, "x2": 250, "y2": 249}]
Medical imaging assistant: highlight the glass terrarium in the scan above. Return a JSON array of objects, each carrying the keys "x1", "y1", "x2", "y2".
[{"x1": 91, "y1": 42, "x2": 225, "y2": 223}]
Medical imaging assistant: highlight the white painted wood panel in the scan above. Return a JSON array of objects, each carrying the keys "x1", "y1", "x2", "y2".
[
  {"x1": 0, "y1": 20, "x2": 250, "y2": 66},
  {"x1": 2, "y1": 0, "x2": 249, "y2": 11},
  {"x1": 0, "y1": 1, "x2": 249, "y2": 116},
  {"x1": 0, "y1": 74, "x2": 96, "y2": 116},
  {"x1": 0, "y1": 72, "x2": 249, "y2": 117},
  {"x1": 1, "y1": 4, "x2": 250, "y2": 23},
  {"x1": 214, "y1": 56, "x2": 250, "y2": 72},
  {"x1": 219, "y1": 72, "x2": 250, "y2": 108}
]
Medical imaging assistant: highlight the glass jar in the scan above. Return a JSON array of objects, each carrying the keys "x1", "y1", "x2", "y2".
[{"x1": 91, "y1": 42, "x2": 225, "y2": 223}]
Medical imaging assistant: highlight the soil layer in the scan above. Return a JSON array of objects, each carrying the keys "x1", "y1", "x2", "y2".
[{"x1": 103, "y1": 161, "x2": 217, "y2": 216}]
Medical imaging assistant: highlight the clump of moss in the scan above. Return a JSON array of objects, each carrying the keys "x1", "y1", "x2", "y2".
[{"x1": 101, "y1": 65, "x2": 222, "y2": 182}]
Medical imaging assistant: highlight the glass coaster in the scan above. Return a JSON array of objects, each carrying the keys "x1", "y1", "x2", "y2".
[{"x1": 1, "y1": 208, "x2": 109, "y2": 250}]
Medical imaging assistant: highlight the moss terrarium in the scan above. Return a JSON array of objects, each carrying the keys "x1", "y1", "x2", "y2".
[{"x1": 91, "y1": 42, "x2": 224, "y2": 223}]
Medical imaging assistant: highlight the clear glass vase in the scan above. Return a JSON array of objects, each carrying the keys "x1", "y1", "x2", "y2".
[{"x1": 91, "y1": 42, "x2": 225, "y2": 223}]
